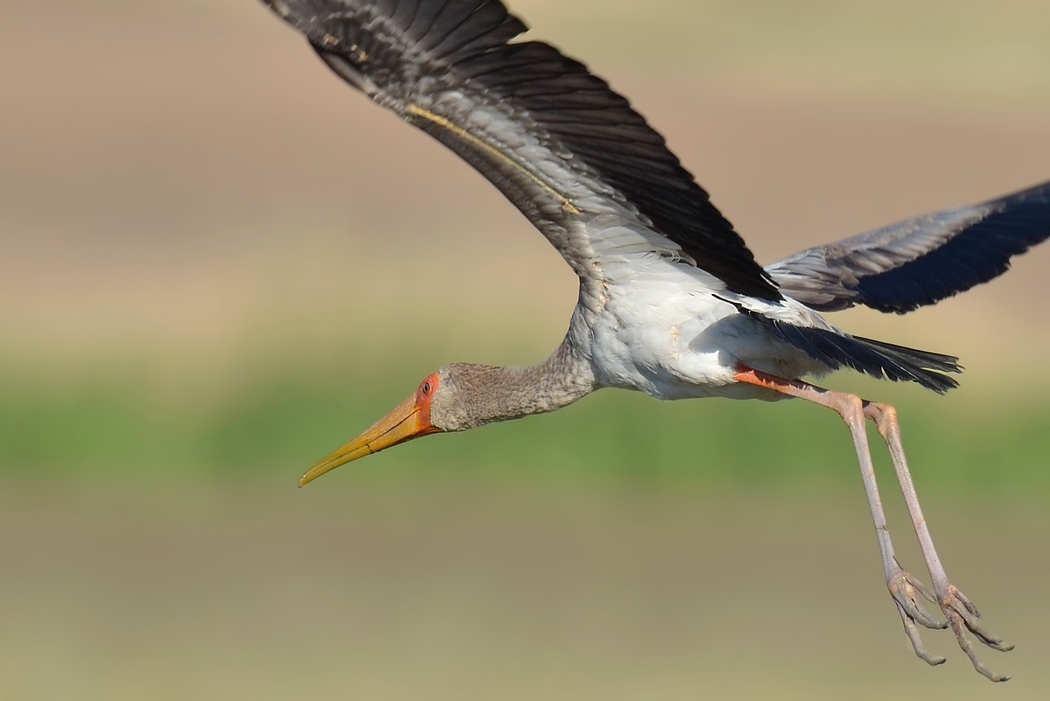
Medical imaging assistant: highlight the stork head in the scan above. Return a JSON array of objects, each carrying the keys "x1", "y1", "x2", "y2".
[
  {"x1": 298, "y1": 361, "x2": 571, "y2": 486},
  {"x1": 298, "y1": 371, "x2": 448, "y2": 487}
]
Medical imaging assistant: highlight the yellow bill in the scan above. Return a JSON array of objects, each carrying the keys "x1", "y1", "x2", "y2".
[{"x1": 299, "y1": 378, "x2": 441, "y2": 487}]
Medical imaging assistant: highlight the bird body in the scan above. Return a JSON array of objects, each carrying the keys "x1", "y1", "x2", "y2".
[
  {"x1": 260, "y1": 0, "x2": 1050, "y2": 682},
  {"x1": 577, "y1": 278, "x2": 826, "y2": 400}
]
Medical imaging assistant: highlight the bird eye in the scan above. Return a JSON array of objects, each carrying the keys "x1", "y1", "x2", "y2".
[{"x1": 422, "y1": 381, "x2": 432, "y2": 395}]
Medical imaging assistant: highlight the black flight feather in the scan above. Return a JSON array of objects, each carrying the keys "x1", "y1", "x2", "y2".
[
  {"x1": 769, "y1": 180, "x2": 1050, "y2": 314},
  {"x1": 260, "y1": 0, "x2": 782, "y2": 300},
  {"x1": 720, "y1": 297, "x2": 962, "y2": 392}
]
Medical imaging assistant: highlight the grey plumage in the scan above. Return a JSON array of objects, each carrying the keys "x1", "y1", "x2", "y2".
[
  {"x1": 261, "y1": 0, "x2": 781, "y2": 300},
  {"x1": 430, "y1": 339, "x2": 594, "y2": 431},
  {"x1": 768, "y1": 180, "x2": 1050, "y2": 313},
  {"x1": 261, "y1": 0, "x2": 1050, "y2": 395}
]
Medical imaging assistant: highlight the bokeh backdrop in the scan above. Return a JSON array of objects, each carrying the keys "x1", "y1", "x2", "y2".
[{"x1": 2, "y1": 0, "x2": 1049, "y2": 698}]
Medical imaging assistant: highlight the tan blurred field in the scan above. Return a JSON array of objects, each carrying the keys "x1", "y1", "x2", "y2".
[
  {"x1": 2, "y1": 0, "x2": 1050, "y2": 698},
  {"x1": 1, "y1": 483, "x2": 1048, "y2": 700},
  {"x1": 3, "y1": 0, "x2": 1050, "y2": 382}
]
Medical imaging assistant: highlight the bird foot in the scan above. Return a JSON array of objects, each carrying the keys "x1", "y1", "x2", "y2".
[
  {"x1": 939, "y1": 583, "x2": 1014, "y2": 682},
  {"x1": 888, "y1": 567, "x2": 948, "y2": 666},
  {"x1": 887, "y1": 565, "x2": 1013, "y2": 682}
]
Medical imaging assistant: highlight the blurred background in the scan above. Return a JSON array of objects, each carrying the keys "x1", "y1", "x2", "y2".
[{"x1": 2, "y1": 0, "x2": 1050, "y2": 698}]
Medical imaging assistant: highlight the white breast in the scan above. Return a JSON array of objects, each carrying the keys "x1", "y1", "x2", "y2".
[{"x1": 580, "y1": 261, "x2": 833, "y2": 401}]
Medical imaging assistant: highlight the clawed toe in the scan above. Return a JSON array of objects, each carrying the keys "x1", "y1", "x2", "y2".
[
  {"x1": 889, "y1": 569, "x2": 946, "y2": 631},
  {"x1": 887, "y1": 570, "x2": 1012, "y2": 681},
  {"x1": 897, "y1": 602, "x2": 947, "y2": 666},
  {"x1": 940, "y1": 585, "x2": 1014, "y2": 682},
  {"x1": 888, "y1": 568, "x2": 948, "y2": 666}
]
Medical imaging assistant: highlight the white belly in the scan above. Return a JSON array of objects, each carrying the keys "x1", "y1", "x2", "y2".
[{"x1": 583, "y1": 271, "x2": 832, "y2": 401}]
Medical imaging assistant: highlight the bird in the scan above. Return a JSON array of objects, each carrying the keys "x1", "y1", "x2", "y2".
[{"x1": 259, "y1": 0, "x2": 1049, "y2": 682}]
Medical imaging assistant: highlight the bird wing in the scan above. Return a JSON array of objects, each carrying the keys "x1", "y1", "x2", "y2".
[
  {"x1": 766, "y1": 180, "x2": 1050, "y2": 313},
  {"x1": 261, "y1": 0, "x2": 780, "y2": 300}
]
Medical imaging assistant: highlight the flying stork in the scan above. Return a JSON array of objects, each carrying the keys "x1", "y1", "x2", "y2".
[{"x1": 260, "y1": 0, "x2": 1050, "y2": 681}]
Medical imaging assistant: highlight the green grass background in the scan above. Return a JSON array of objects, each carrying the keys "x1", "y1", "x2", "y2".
[{"x1": 1, "y1": 332, "x2": 1047, "y2": 493}]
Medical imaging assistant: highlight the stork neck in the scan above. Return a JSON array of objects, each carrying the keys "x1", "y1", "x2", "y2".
[{"x1": 438, "y1": 338, "x2": 596, "y2": 431}]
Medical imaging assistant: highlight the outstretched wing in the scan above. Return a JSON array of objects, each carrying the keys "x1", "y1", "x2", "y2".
[
  {"x1": 261, "y1": 0, "x2": 780, "y2": 300},
  {"x1": 767, "y1": 181, "x2": 1050, "y2": 313}
]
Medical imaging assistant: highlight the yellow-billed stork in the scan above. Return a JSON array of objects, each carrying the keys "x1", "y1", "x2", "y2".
[{"x1": 260, "y1": 0, "x2": 1050, "y2": 681}]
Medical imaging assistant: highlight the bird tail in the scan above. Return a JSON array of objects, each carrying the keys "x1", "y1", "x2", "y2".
[{"x1": 760, "y1": 320, "x2": 962, "y2": 393}]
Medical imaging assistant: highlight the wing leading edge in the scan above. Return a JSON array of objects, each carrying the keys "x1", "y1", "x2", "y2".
[{"x1": 262, "y1": 0, "x2": 781, "y2": 300}]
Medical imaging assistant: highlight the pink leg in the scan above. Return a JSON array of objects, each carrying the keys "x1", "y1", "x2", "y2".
[
  {"x1": 735, "y1": 368, "x2": 1012, "y2": 681},
  {"x1": 863, "y1": 402, "x2": 1013, "y2": 680}
]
